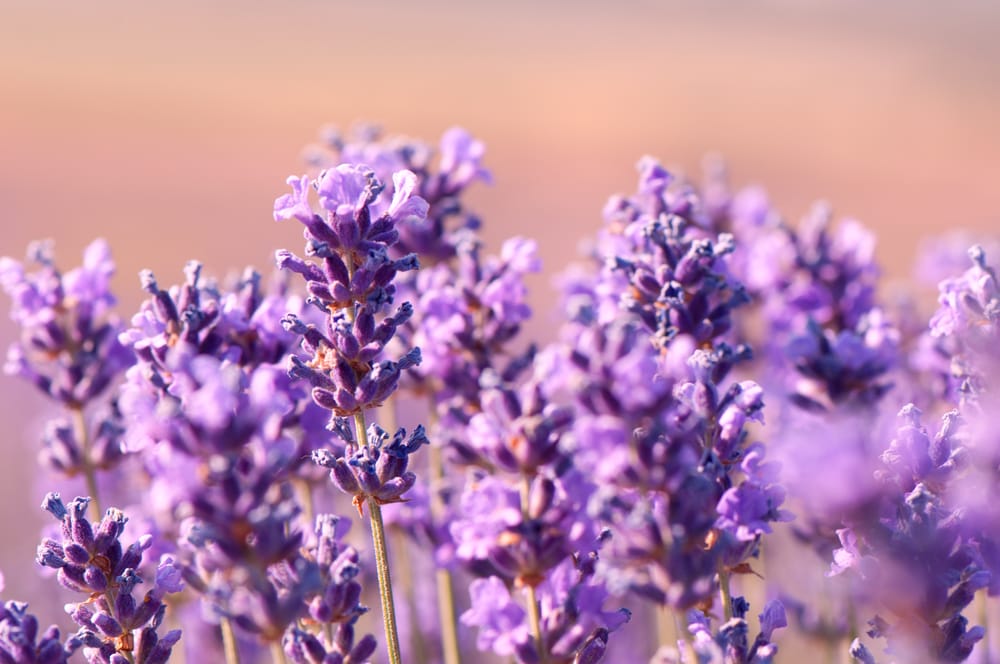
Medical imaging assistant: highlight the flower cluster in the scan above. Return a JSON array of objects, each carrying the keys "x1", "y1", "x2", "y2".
[
  {"x1": 37, "y1": 493, "x2": 183, "y2": 664},
  {"x1": 3, "y1": 125, "x2": 998, "y2": 664}
]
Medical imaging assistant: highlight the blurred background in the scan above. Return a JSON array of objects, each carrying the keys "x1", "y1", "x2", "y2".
[{"x1": 1, "y1": 0, "x2": 998, "y2": 652}]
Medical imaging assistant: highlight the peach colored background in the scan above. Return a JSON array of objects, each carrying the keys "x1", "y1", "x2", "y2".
[{"x1": 1, "y1": 0, "x2": 998, "y2": 645}]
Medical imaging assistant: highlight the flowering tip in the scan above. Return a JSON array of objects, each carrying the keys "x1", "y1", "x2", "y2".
[{"x1": 41, "y1": 492, "x2": 68, "y2": 520}]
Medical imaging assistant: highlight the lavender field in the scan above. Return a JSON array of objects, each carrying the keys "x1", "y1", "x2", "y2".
[{"x1": 1, "y1": 3, "x2": 998, "y2": 663}]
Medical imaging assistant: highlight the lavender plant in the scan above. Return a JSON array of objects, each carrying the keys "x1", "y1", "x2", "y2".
[
  {"x1": 274, "y1": 162, "x2": 429, "y2": 664},
  {"x1": 2, "y1": 125, "x2": 996, "y2": 664},
  {"x1": 1, "y1": 240, "x2": 134, "y2": 519}
]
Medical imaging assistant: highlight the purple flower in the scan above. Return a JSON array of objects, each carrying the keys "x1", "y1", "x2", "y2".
[
  {"x1": 312, "y1": 423, "x2": 427, "y2": 515},
  {"x1": 303, "y1": 125, "x2": 491, "y2": 261},
  {"x1": 405, "y1": 234, "x2": 540, "y2": 408},
  {"x1": 0, "y1": 600, "x2": 82, "y2": 664},
  {"x1": 928, "y1": 245, "x2": 999, "y2": 405},
  {"x1": 0, "y1": 240, "x2": 134, "y2": 486},
  {"x1": 654, "y1": 597, "x2": 787, "y2": 663},
  {"x1": 276, "y1": 164, "x2": 426, "y2": 422},
  {"x1": 460, "y1": 577, "x2": 533, "y2": 660},
  {"x1": 36, "y1": 493, "x2": 183, "y2": 663}
]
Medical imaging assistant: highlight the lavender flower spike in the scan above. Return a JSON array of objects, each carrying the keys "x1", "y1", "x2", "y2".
[
  {"x1": 0, "y1": 600, "x2": 83, "y2": 663},
  {"x1": 278, "y1": 162, "x2": 428, "y2": 664},
  {"x1": 36, "y1": 493, "x2": 182, "y2": 664},
  {"x1": 0, "y1": 239, "x2": 133, "y2": 407},
  {"x1": 312, "y1": 423, "x2": 427, "y2": 516}
]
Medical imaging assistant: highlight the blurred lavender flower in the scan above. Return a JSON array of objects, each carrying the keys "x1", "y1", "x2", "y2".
[
  {"x1": 543, "y1": 158, "x2": 789, "y2": 625},
  {"x1": 446, "y1": 375, "x2": 628, "y2": 662},
  {"x1": 178, "y1": 449, "x2": 310, "y2": 642},
  {"x1": 1, "y1": 239, "x2": 133, "y2": 408},
  {"x1": 0, "y1": 600, "x2": 83, "y2": 664},
  {"x1": 652, "y1": 597, "x2": 787, "y2": 664},
  {"x1": 119, "y1": 263, "x2": 322, "y2": 651},
  {"x1": 407, "y1": 233, "x2": 540, "y2": 411},
  {"x1": 1, "y1": 240, "x2": 135, "y2": 513},
  {"x1": 826, "y1": 406, "x2": 988, "y2": 662},
  {"x1": 929, "y1": 245, "x2": 999, "y2": 405},
  {"x1": 460, "y1": 556, "x2": 630, "y2": 664},
  {"x1": 122, "y1": 263, "x2": 302, "y2": 375},
  {"x1": 276, "y1": 515, "x2": 377, "y2": 663}
]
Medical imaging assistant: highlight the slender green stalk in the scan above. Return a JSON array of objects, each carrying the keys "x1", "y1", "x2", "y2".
[
  {"x1": 978, "y1": 592, "x2": 989, "y2": 664},
  {"x1": 357, "y1": 407, "x2": 402, "y2": 664},
  {"x1": 323, "y1": 623, "x2": 334, "y2": 652},
  {"x1": 293, "y1": 478, "x2": 315, "y2": 527},
  {"x1": 526, "y1": 584, "x2": 545, "y2": 663},
  {"x1": 435, "y1": 565, "x2": 461, "y2": 664},
  {"x1": 367, "y1": 497, "x2": 402, "y2": 664},
  {"x1": 519, "y1": 475, "x2": 546, "y2": 663},
  {"x1": 425, "y1": 402, "x2": 461, "y2": 664},
  {"x1": 70, "y1": 406, "x2": 101, "y2": 521},
  {"x1": 220, "y1": 616, "x2": 241, "y2": 664},
  {"x1": 269, "y1": 641, "x2": 289, "y2": 664},
  {"x1": 654, "y1": 605, "x2": 675, "y2": 652},
  {"x1": 392, "y1": 528, "x2": 429, "y2": 660},
  {"x1": 846, "y1": 594, "x2": 858, "y2": 642},
  {"x1": 719, "y1": 569, "x2": 733, "y2": 621}
]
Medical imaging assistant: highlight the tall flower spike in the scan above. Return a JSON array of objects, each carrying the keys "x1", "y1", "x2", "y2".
[
  {"x1": 1, "y1": 240, "x2": 134, "y2": 517},
  {"x1": 304, "y1": 125, "x2": 491, "y2": 261},
  {"x1": 0, "y1": 239, "x2": 133, "y2": 407},
  {"x1": 0, "y1": 600, "x2": 83, "y2": 664},
  {"x1": 278, "y1": 514, "x2": 377, "y2": 663},
  {"x1": 276, "y1": 164, "x2": 425, "y2": 421},
  {"x1": 36, "y1": 493, "x2": 183, "y2": 664},
  {"x1": 278, "y1": 163, "x2": 428, "y2": 664},
  {"x1": 929, "y1": 244, "x2": 1000, "y2": 405},
  {"x1": 826, "y1": 406, "x2": 989, "y2": 662}
]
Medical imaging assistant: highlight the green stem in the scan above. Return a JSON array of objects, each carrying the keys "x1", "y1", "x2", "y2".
[
  {"x1": 270, "y1": 640, "x2": 288, "y2": 664},
  {"x1": 367, "y1": 498, "x2": 402, "y2": 664},
  {"x1": 293, "y1": 478, "x2": 315, "y2": 527},
  {"x1": 435, "y1": 566, "x2": 461, "y2": 664},
  {"x1": 426, "y1": 406, "x2": 461, "y2": 664},
  {"x1": 323, "y1": 623, "x2": 334, "y2": 652},
  {"x1": 393, "y1": 528, "x2": 429, "y2": 661},
  {"x1": 358, "y1": 405, "x2": 402, "y2": 664},
  {"x1": 719, "y1": 569, "x2": 733, "y2": 621},
  {"x1": 519, "y1": 475, "x2": 546, "y2": 663},
  {"x1": 70, "y1": 406, "x2": 101, "y2": 522},
  {"x1": 846, "y1": 593, "x2": 858, "y2": 643},
  {"x1": 978, "y1": 592, "x2": 989, "y2": 663},
  {"x1": 220, "y1": 616, "x2": 241, "y2": 664},
  {"x1": 526, "y1": 584, "x2": 545, "y2": 663},
  {"x1": 654, "y1": 605, "x2": 674, "y2": 652}
]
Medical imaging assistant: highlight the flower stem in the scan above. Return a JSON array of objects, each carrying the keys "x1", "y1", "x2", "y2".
[
  {"x1": 70, "y1": 406, "x2": 101, "y2": 522},
  {"x1": 519, "y1": 475, "x2": 546, "y2": 663},
  {"x1": 357, "y1": 408, "x2": 402, "y2": 664},
  {"x1": 978, "y1": 592, "x2": 990, "y2": 663},
  {"x1": 392, "y1": 527, "x2": 429, "y2": 660},
  {"x1": 367, "y1": 497, "x2": 402, "y2": 664},
  {"x1": 719, "y1": 568, "x2": 733, "y2": 621},
  {"x1": 293, "y1": 478, "x2": 314, "y2": 527},
  {"x1": 270, "y1": 640, "x2": 289, "y2": 664},
  {"x1": 426, "y1": 402, "x2": 461, "y2": 664},
  {"x1": 220, "y1": 616, "x2": 241, "y2": 664}
]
